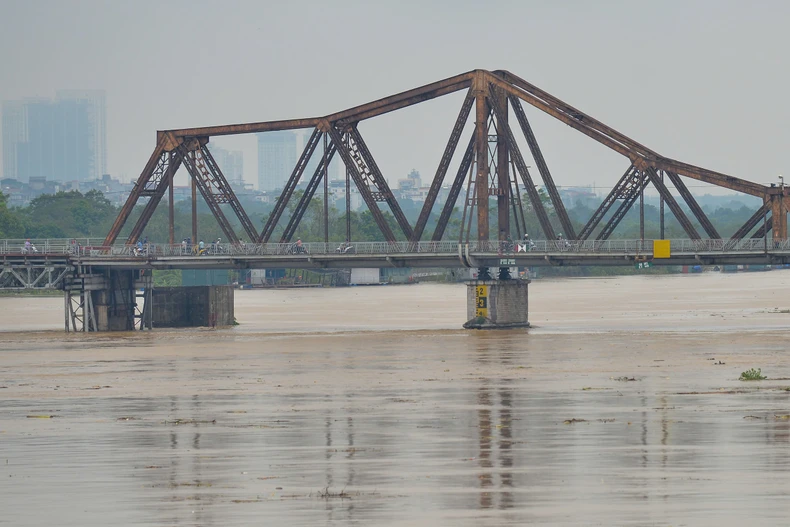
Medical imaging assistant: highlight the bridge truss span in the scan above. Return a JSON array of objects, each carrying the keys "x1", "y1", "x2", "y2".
[{"x1": 102, "y1": 69, "x2": 786, "y2": 249}]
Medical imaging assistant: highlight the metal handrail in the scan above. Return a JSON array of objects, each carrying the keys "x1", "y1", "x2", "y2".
[{"x1": 2, "y1": 238, "x2": 790, "y2": 257}]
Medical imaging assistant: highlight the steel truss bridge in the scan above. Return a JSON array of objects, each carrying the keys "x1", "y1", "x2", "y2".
[
  {"x1": 2, "y1": 238, "x2": 790, "y2": 290},
  {"x1": 103, "y1": 69, "x2": 788, "y2": 252}
]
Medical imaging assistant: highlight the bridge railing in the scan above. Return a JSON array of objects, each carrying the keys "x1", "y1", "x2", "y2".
[
  {"x1": 2, "y1": 238, "x2": 790, "y2": 257},
  {"x1": 0, "y1": 238, "x2": 106, "y2": 256},
  {"x1": 99, "y1": 238, "x2": 790, "y2": 257}
]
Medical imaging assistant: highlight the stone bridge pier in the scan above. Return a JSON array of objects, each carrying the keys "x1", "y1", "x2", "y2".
[
  {"x1": 464, "y1": 271, "x2": 530, "y2": 329},
  {"x1": 64, "y1": 268, "x2": 234, "y2": 332}
]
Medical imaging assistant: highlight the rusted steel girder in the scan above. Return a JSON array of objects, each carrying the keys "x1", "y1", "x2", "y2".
[
  {"x1": 494, "y1": 87, "x2": 510, "y2": 241},
  {"x1": 644, "y1": 167, "x2": 701, "y2": 240},
  {"x1": 770, "y1": 194, "x2": 788, "y2": 240},
  {"x1": 348, "y1": 127, "x2": 413, "y2": 240},
  {"x1": 488, "y1": 70, "x2": 769, "y2": 198},
  {"x1": 474, "y1": 74, "x2": 490, "y2": 242},
  {"x1": 168, "y1": 118, "x2": 320, "y2": 139},
  {"x1": 178, "y1": 144, "x2": 240, "y2": 244},
  {"x1": 126, "y1": 150, "x2": 181, "y2": 244},
  {"x1": 664, "y1": 170, "x2": 720, "y2": 238},
  {"x1": 333, "y1": 76, "x2": 473, "y2": 127},
  {"x1": 579, "y1": 165, "x2": 636, "y2": 241},
  {"x1": 730, "y1": 202, "x2": 770, "y2": 241},
  {"x1": 413, "y1": 91, "x2": 475, "y2": 242},
  {"x1": 167, "y1": 72, "x2": 474, "y2": 139},
  {"x1": 597, "y1": 169, "x2": 650, "y2": 241},
  {"x1": 509, "y1": 95, "x2": 575, "y2": 239},
  {"x1": 199, "y1": 144, "x2": 259, "y2": 242},
  {"x1": 325, "y1": 124, "x2": 397, "y2": 242},
  {"x1": 260, "y1": 128, "x2": 323, "y2": 243},
  {"x1": 487, "y1": 87, "x2": 555, "y2": 239},
  {"x1": 508, "y1": 157, "x2": 528, "y2": 239},
  {"x1": 103, "y1": 137, "x2": 167, "y2": 245},
  {"x1": 431, "y1": 134, "x2": 475, "y2": 242},
  {"x1": 112, "y1": 69, "x2": 776, "y2": 247},
  {"x1": 654, "y1": 159, "x2": 765, "y2": 197},
  {"x1": 280, "y1": 141, "x2": 338, "y2": 243},
  {"x1": 494, "y1": 70, "x2": 656, "y2": 157},
  {"x1": 168, "y1": 152, "x2": 175, "y2": 245},
  {"x1": 752, "y1": 217, "x2": 772, "y2": 238}
]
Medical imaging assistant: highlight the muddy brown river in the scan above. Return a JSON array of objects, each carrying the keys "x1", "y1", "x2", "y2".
[{"x1": 1, "y1": 272, "x2": 790, "y2": 525}]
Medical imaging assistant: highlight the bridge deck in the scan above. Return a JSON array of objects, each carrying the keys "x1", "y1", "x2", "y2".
[{"x1": 3, "y1": 239, "x2": 790, "y2": 270}]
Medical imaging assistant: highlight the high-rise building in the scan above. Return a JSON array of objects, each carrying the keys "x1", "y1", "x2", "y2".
[
  {"x1": 1, "y1": 90, "x2": 107, "y2": 182},
  {"x1": 208, "y1": 144, "x2": 244, "y2": 187},
  {"x1": 1, "y1": 101, "x2": 25, "y2": 182},
  {"x1": 56, "y1": 90, "x2": 107, "y2": 177},
  {"x1": 257, "y1": 131, "x2": 297, "y2": 192}
]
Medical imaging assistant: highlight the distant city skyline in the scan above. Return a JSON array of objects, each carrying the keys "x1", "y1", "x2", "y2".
[{"x1": 2, "y1": 90, "x2": 106, "y2": 183}]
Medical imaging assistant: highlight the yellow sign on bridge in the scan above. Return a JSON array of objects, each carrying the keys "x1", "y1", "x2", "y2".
[{"x1": 653, "y1": 240, "x2": 671, "y2": 259}]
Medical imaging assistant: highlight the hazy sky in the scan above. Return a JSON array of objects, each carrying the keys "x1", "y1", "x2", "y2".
[{"x1": 1, "y1": 0, "x2": 788, "y2": 196}]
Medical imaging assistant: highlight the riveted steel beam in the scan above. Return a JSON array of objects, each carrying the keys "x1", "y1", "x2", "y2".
[
  {"x1": 260, "y1": 128, "x2": 323, "y2": 242},
  {"x1": 200, "y1": 144, "x2": 259, "y2": 242},
  {"x1": 280, "y1": 140, "x2": 337, "y2": 243},
  {"x1": 730, "y1": 202, "x2": 770, "y2": 241},
  {"x1": 664, "y1": 170, "x2": 720, "y2": 238},
  {"x1": 348, "y1": 127, "x2": 413, "y2": 240},
  {"x1": 103, "y1": 137, "x2": 167, "y2": 246},
  {"x1": 178, "y1": 145, "x2": 239, "y2": 244},
  {"x1": 413, "y1": 91, "x2": 474, "y2": 242},
  {"x1": 325, "y1": 124, "x2": 397, "y2": 242},
  {"x1": 597, "y1": 170, "x2": 650, "y2": 240},
  {"x1": 432, "y1": 134, "x2": 475, "y2": 241},
  {"x1": 488, "y1": 86, "x2": 555, "y2": 239},
  {"x1": 126, "y1": 150, "x2": 182, "y2": 244},
  {"x1": 579, "y1": 165, "x2": 636, "y2": 241},
  {"x1": 509, "y1": 95, "x2": 575, "y2": 239},
  {"x1": 645, "y1": 167, "x2": 701, "y2": 240}
]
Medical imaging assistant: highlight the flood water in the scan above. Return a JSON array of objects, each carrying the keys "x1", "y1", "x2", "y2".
[{"x1": 2, "y1": 272, "x2": 790, "y2": 525}]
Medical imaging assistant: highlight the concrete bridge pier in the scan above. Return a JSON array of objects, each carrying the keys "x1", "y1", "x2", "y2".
[
  {"x1": 464, "y1": 270, "x2": 530, "y2": 329},
  {"x1": 64, "y1": 269, "x2": 234, "y2": 332}
]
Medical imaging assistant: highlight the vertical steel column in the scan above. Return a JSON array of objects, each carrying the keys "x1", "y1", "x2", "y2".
[
  {"x1": 495, "y1": 88, "x2": 509, "y2": 240},
  {"x1": 191, "y1": 155, "x2": 198, "y2": 247},
  {"x1": 764, "y1": 206, "x2": 769, "y2": 250},
  {"x1": 639, "y1": 181, "x2": 644, "y2": 241},
  {"x1": 475, "y1": 77, "x2": 490, "y2": 242},
  {"x1": 345, "y1": 133, "x2": 351, "y2": 242},
  {"x1": 770, "y1": 193, "x2": 787, "y2": 240},
  {"x1": 323, "y1": 133, "x2": 329, "y2": 244},
  {"x1": 168, "y1": 152, "x2": 175, "y2": 245},
  {"x1": 64, "y1": 291, "x2": 69, "y2": 332},
  {"x1": 660, "y1": 172, "x2": 665, "y2": 239},
  {"x1": 431, "y1": 134, "x2": 475, "y2": 242}
]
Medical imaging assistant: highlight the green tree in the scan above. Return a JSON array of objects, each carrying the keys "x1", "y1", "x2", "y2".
[{"x1": 0, "y1": 192, "x2": 24, "y2": 238}]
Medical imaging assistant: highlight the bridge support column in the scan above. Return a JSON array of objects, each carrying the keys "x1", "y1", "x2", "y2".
[
  {"x1": 770, "y1": 194, "x2": 787, "y2": 240},
  {"x1": 464, "y1": 279, "x2": 530, "y2": 329},
  {"x1": 65, "y1": 269, "x2": 152, "y2": 332}
]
